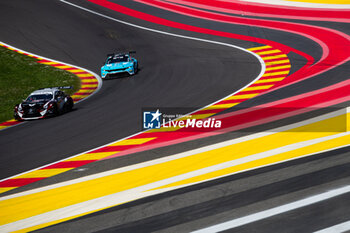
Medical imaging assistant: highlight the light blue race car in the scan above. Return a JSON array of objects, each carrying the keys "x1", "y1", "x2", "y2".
[{"x1": 101, "y1": 52, "x2": 138, "y2": 79}]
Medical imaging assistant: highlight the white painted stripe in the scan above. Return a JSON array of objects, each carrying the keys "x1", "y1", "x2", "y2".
[
  {"x1": 1, "y1": 133, "x2": 349, "y2": 232},
  {"x1": 192, "y1": 185, "x2": 350, "y2": 233},
  {"x1": 0, "y1": 108, "x2": 347, "y2": 201},
  {"x1": 0, "y1": 0, "x2": 265, "y2": 185},
  {"x1": 314, "y1": 220, "x2": 350, "y2": 233},
  {"x1": 230, "y1": 0, "x2": 350, "y2": 9}
]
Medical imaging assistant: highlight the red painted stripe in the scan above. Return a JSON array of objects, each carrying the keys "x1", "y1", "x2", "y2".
[
  {"x1": 0, "y1": 121, "x2": 20, "y2": 126},
  {"x1": 80, "y1": 76, "x2": 96, "y2": 79},
  {"x1": 260, "y1": 74, "x2": 288, "y2": 80},
  {"x1": 264, "y1": 68, "x2": 290, "y2": 74},
  {"x1": 89, "y1": 145, "x2": 136, "y2": 153},
  {"x1": 88, "y1": 0, "x2": 310, "y2": 55},
  {"x1": 166, "y1": 0, "x2": 350, "y2": 23},
  {"x1": 250, "y1": 48, "x2": 275, "y2": 53},
  {"x1": 37, "y1": 59, "x2": 53, "y2": 63},
  {"x1": 51, "y1": 63, "x2": 65, "y2": 67},
  {"x1": 41, "y1": 160, "x2": 97, "y2": 169},
  {"x1": 265, "y1": 63, "x2": 291, "y2": 69},
  {"x1": 81, "y1": 82, "x2": 98, "y2": 85},
  {"x1": 263, "y1": 57, "x2": 290, "y2": 63},
  {"x1": 0, "y1": 178, "x2": 45, "y2": 187},
  {"x1": 103, "y1": 80, "x2": 350, "y2": 160},
  {"x1": 80, "y1": 87, "x2": 97, "y2": 90},
  {"x1": 129, "y1": 0, "x2": 350, "y2": 91},
  {"x1": 237, "y1": 90, "x2": 268, "y2": 95},
  {"x1": 73, "y1": 92, "x2": 92, "y2": 96},
  {"x1": 259, "y1": 52, "x2": 285, "y2": 58},
  {"x1": 216, "y1": 99, "x2": 243, "y2": 105}
]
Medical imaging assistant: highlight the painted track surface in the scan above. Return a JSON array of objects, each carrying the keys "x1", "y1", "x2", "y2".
[
  {"x1": 0, "y1": 0, "x2": 260, "y2": 180},
  {"x1": 0, "y1": 0, "x2": 349, "y2": 232}
]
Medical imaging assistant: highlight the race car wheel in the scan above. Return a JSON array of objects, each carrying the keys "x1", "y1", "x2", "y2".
[
  {"x1": 134, "y1": 63, "x2": 138, "y2": 74},
  {"x1": 51, "y1": 105, "x2": 59, "y2": 116},
  {"x1": 65, "y1": 98, "x2": 74, "y2": 112},
  {"x1": 14, "y1": 114, "x2": 23, "y2": 121}
]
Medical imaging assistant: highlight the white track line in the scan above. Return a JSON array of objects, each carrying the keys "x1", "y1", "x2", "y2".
[
  {"x1": 1, "y1": 108, "x2": 347, "y2": 201},
  {"x1": 1, "y1": 133, "x2": 349, "y2": 232},
  {"x1": 0, "y1": 0, "x2": 265, "y2": 183},
  {"x1": 314, "y1": 220, "x2": 350, "y2": 233},
  {"x1": 192, "y1": 185, "x2": 350, "y2": 233}
]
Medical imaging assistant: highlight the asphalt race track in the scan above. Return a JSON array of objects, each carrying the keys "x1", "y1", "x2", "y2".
[
  {"x1": 0, "y1": 0, "x2": 349, "y2": 232},
  {"x1": 0, "y1": 0, "x2": 260, "y2": 179}
]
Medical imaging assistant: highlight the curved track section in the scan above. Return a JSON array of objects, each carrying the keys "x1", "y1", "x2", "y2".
[
  {"x1": 0, "y1": 0, "x2": 259, "y2": 180},
  {"x1": 0, "y1": 0, "x2": 349, "y2": 232}
]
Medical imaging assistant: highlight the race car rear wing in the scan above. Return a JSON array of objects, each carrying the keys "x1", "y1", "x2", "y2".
[
  {"x1": 57, "y1": 86, "x2": 73, "y2": 89},
  {"x1": 38, "y1": 86, "x2": 73, "y2": 90},
  {"x1": 106, "y1": 51, "x2": 136, "y2": 57}
]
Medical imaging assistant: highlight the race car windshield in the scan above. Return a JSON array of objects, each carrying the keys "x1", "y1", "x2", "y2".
[
  {"x1": 26, "y1": 94, "x2": 53, "y2": 102},
  {"x1": 107, "y1": 55, "x2": 128, "y2": 63}
]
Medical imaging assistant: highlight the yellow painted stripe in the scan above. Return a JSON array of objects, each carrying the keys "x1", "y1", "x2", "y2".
[
  {"x1": 55, "y1": 65, "x2": 72, "y2": 69},
  {"x1": 75, "y1": 89, "x2": 95, "y2": 94},
  {"x1": 80, "y1": 84, "x2": 98, "y2": 88},
  {"x1": 0, "y1": 187, "x2": 16, "y2": 194},
  {"x1": 39, "y1": 62, "x2": 58, "y2": 65},
  {"x1": 68, "y1": 69, "x2": 86, "y2": 73},
  {"x1": 81, "y1": 81, "x2": 98, "y2": 85},
  {"x1": 241, "y1": 85, "x2": 274, "y2": 91},
  {"x1": 265, "y1": 60, "x2": 290, "y2": 66},
  {"x1": 265, "y1": 65, "x2": 291, "y2": 71},
  {"x1": 262, "y1": 54, "x2": 287, "y2": 61},
  {"x1": 109, "y1": 138, "x2": 156, "y2": 146},
  {"x1": 76, "y1": 73, "x2": 94, "y2": 77},
  {"x1": 203, "y1": 103, "x2": 240, "y2": 110},
  {"x1": 262, "y1": 70, "x2": 289, "y2": 77},
  {"x1": 81, "y1": 78, "x2": 97, "y2": 82},
  {"x1": 0, "y1": 126, "x2": 7, "y2": 130},
  {"x1": 154, "y1": 133, "x2": 350, "y2": 190},
  {"x1": 247, "y1": 45, "x2": 272, "y2": 51},
  {"x1": 256, "y1": 49, "x2": 281, "y2": 55},
  {"x1": 226, "y1": 93, "x2": 259, "y2": 100},
  {"x1": 66, "y1": 152, "x2": 119, "y2": 161},
  {"x1": 0, "y1": 114, "x2": 346, "y2": 226},
  {"x1": 12, "y1": 206, "x2": 113, "y2": 233},
  {"x1": 255, "y1": 77, "x2": 285, "y2": 84},
  {"x1": 7, "y1": 119, "x2": 17, "y2": 122},
  {"x1": 15, "y1": 169, "x2": 72, "y2": 179},
  {"x1": 146, "y1": 126, "x2": 182, "y2": 133},
  {"x1": 188, "y1": 113, "x2": 216, "y2": 120},
  {"x1": 71, "y1": 94, "x2": 90, "y2": 99}
]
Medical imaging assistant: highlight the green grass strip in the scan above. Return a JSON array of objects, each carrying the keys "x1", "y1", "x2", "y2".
[{"x1": 0, "y1": 46, "x2": 81, "y2": 122}]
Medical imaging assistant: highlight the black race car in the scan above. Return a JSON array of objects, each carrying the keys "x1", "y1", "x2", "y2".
[{"x1": 14, "y1": 87, "x2": 74, "y2": 120}]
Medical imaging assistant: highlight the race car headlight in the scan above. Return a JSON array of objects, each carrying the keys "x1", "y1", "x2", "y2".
[
  {"x1": 43, "y1": 102, "x2": 53, "y2": 110},
  {"x1": 18, "y1": 104, "x2": 23, "y2": 112}
]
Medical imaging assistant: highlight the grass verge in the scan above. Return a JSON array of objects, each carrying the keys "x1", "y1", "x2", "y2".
[{"x1": 0, "y1": 46, "x2": 80, "y2": 122}]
